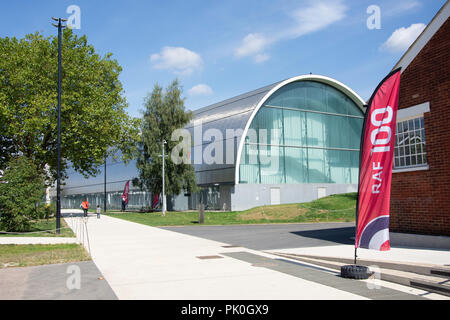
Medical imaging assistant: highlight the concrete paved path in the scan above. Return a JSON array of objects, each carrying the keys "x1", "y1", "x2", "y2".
[
  {"x1": 63, "y1": 213, "x2": 432, "y2": 300},
  {"x1": 64, "y1": 214, "x2": 370, "y2": 299}
]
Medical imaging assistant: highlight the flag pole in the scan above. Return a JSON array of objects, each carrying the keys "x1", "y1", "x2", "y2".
[{"x1": 354, "y1": 103, "x2": 370, "y2": 265}]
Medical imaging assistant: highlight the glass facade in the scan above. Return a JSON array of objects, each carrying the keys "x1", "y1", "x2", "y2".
[
  {"x1": 239, "y1": 81, "x2": 363, "y2": 185},
  {"x1": 61, "y1": 191, "x2": 153, "y2": 211}
]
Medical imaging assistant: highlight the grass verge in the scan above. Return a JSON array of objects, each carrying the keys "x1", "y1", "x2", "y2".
[
  {"x1": 0, "y1": 244, "x2": 91, "y2": 268},
  {"x1": 107, "y1": 193, "x2": 357, "y2": 227},
  {"x1": 0, "y1": 218, "x2": 75, "y2": 238}
]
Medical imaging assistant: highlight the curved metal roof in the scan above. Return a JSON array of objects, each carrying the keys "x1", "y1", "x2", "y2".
[{"x1": 186, "y1": 75, "x2": 365, "y2": 186}]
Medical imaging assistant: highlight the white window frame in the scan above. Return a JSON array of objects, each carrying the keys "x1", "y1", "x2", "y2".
[{"x1": 393, "y1": 102, "x2": 430, "y2": 173}]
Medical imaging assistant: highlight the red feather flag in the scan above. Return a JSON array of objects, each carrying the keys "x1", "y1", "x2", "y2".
[{"x1": 355, "y1": 68, "x2": 401, "y2": 251}]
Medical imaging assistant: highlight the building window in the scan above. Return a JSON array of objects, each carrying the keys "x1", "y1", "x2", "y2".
[{"x1": 394, "y1": 116, "x2": 427, "y2": 169}]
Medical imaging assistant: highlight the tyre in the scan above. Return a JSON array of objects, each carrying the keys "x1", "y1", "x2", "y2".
[{"x1": 340, "y1": 265, "x2": 372, "y2": 279}]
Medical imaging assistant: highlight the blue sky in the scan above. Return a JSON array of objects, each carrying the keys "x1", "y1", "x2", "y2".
[{"x1": 0, "y1": 0, "x2": 446, "y2": 118}]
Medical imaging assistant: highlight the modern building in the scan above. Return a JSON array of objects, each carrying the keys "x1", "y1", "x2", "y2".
[
  {"x1": 61, "y1": 74, "x2": 366, "y2": 211},
  {"x1": 390, "y1": 1, "x2": 450, "y2": 236},
  {"x1": 186, "y1": 75, "x2": 365, "y2": 211}
]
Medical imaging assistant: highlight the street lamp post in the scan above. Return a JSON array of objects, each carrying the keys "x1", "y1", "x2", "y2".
[
  {"x1": 52, "y1": 17, "x2": 67, "y2": 234},
  {"x1": 162, "y1": 140, "x2": 167, "y2": 216},
  {"x1": 104, "y1": 156, "x2": 107, "y2": 213}
]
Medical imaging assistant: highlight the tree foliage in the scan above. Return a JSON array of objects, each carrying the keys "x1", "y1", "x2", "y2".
[
  {"x1": 135, "y1": 80, "x2": 198, "y2": 196},
  {"x1": 0, "y1": 157, "x2": 46, "y2": 231},
  {"x1": 0, "y1": 30, "x2": 139, "y2": 181}
]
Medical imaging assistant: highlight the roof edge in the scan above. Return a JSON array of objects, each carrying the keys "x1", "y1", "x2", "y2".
[{"x1": 393, "y1": 1, "x2": 450, "y2": 73}]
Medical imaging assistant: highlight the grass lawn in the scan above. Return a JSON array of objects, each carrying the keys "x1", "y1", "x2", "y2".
[
  {"x1": 0, "y1": 218, "x2": 75, "y2": 238},
  {"x1": 0, "y1": 244, "x2": 91, "y2": 268},
  {"x1": 107, "y1": 193, "x2": 357, "y2": 227}
]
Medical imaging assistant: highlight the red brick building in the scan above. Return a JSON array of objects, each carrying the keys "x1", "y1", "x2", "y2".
[{"x1": 390, "y1": 2, "x2": 450, "y2": 236}]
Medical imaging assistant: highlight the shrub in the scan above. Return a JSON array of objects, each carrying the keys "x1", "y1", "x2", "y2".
[
  {"x1": 37, "y1": 203, "x2": 56, "y2": 220},
  {"x1": 0, "y1": 157, "x2": 46, "y2": 231}
]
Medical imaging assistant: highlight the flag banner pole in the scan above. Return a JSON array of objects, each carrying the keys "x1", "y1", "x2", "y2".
[
  {"x1": 342, "y1": 68, "x2": 401, "y2": 279},
  {"x1": 355, "y1": 68, "x2": 402, "y2": 253},
  {"x1": 354, "y1": 102, "x2": 370, "y2": 264}
]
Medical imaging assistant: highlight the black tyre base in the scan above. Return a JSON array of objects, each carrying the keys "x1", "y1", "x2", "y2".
[{"x1": 340, "y1": 265, "x2": 372, "y2": 279}]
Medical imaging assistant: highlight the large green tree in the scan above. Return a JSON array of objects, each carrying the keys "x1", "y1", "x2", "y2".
[
  {"x1": 0, "y1": 29, "x2": 139, "y2": 181},
  {"x1": 0, "y1": 157, "x2": 46, "y2": 231},
  {"x1": 135, "y1": 80, "x2": 198, "y2": 197}
]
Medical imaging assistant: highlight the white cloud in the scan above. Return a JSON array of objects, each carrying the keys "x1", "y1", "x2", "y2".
[
  {"x1": 235, "y1": 33, "x2": 272, "y2": 58},
  {"x1": 234, "y1": 0, "x2": 347, "y2": 63},
  {"x1": 381, "y1": 23, "x2": 426, "y2": 53},
  {"x1": 188, "y1": 84, "x2": 213, "y2": 96},
  {"x1": 150, "y1": 46, "x2": 203, "y2": 75},
  {"x1": 254, "y1": 53, "x2": 270, "y2": 63},
  {"x1": 284, "y1": 0, "x2": 347, "y2": 39}
]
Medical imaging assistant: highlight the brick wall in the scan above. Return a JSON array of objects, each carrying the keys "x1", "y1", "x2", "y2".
[{"x1": 390, "y1": 17, "x2": 450, "y2": 236}]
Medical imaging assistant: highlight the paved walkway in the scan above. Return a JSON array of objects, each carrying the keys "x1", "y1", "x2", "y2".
[{"x1": 63, "y1": 212, "x2": 439, "y2": 300}]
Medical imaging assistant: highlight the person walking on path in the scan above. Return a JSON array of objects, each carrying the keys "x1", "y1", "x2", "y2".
[
  {"x1": 81, "y1": 199, "x2": 90, "y2": 217},
  {"x1": 96, "y1": 205, "x2": 101, "y2": 219}
]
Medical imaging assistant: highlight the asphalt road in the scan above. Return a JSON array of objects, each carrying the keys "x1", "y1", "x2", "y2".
[{"x1": 161, "y1": 222, "x2": 355, "y2": 250}]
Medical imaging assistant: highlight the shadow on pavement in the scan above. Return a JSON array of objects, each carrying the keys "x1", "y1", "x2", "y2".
[{"x1": 290, "y1": 227, "x2": 355, "y2": 245}]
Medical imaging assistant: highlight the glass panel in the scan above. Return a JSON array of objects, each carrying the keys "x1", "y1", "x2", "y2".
[
  {"x1": 260, "y1": 145, "x2": 285, "y2": 184},
  {"x1": 284, "y1": 147, "x2": 307, "y2": 183},
  {"x1": 239, "y1": 143, "x2": 259, "y2": 184},
  {"x1": 283, "y1": 109, "x2": 306, "y2": 146},
  {"x1": 328, "y1": 150, "x2": 351, "y2": 184},
  {"x1": 416, "y1": 143, "x2": 423, "y2": 153},
  {"x1": 308, "y1": 148, "x2": 328, "y2": 183},
  {"x1": 306, "y1": 82, "x2": 326, "y2": 112},
  {"x1": 326, "y1": 89, "x2": 348, "y2": 115},
  {"x1": 414, "y1": 118, "x2": 420, "y2": 130},
  {"x1": 325, "y1": 115, "x2": 350, "y2": 149},
  {"x1": 282, "y1": 83, "x2": 307, "y2": 109},
  {"x1": 403, "y1": 121, "x2": 408, "y2": 132},
  {"x1": 265, "y1": 82, "x2": 307, "y2": 108},
  {"x1": 348, "y1": 117, "x2": 363, "y2": 149},
  {"x1": 254, "y1": 107, "x2": 283, "y2": 145},
  {"x1": 306, "y1": 113, "x2": 325, "y2": 147},
  {"x1": 350, "y1": 151, "x2": 359, "y2": 184}
]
